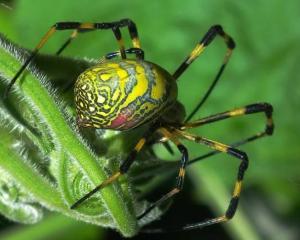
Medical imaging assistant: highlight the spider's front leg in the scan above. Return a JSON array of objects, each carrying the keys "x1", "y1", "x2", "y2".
[{"x1": 4, "y1": 19, "x2": 141, "y2": 98}]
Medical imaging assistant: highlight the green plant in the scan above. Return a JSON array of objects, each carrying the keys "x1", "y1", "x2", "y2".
[{"x1": 0, "y1": 35, "x2": 150, "y2": 237}]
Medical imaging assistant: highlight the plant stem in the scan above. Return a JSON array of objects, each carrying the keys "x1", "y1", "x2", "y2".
[{"x1": 0, "y1": 35, "x2": 138, "y2": 237}]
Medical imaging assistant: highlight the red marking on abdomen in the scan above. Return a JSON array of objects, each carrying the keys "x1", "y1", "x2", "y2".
[
  {"x1": 109, "y1": 106, "x2": 142, "y2": 130},
  {"x1": 110, "y1": 114, "x2": 128, "y2": 128}
]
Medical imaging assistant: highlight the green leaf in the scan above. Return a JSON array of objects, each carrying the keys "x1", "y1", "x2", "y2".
[
  {"x1": 0, "y1": 214, "x2": 103, "y2": 240},
  {"x1": 0, "y1": 168, "x2": 44, "y2": 224},
  {"x1": 0, "y1": 34, "x2": 140, "y2": 237}
]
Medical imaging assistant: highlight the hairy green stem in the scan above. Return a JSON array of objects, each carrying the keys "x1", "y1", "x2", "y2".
[{"x1": 0, "y1": 35, "x2": 138, "y2": 237}]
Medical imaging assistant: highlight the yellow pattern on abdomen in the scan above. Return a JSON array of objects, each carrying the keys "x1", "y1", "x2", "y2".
[{"x1": 74, "y1": 59, "x2": 177, "y2": 130}]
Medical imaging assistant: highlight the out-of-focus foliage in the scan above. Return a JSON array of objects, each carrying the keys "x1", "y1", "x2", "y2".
[
  {"x1": 0, "y1": 214, "x2": 103, "y2": 240},
  {"x1": 0, "y1": 0, "x2": 299, "y2": 239}
]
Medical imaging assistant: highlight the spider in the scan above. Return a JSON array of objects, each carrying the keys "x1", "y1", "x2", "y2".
[{"x1": 4, "y1": 19, "x2": 274, "y2": 232}]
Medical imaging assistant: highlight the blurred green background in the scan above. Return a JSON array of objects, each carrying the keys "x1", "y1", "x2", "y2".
[{"x1": 0, "y1": 0, "x2": 299, "y2": 239}]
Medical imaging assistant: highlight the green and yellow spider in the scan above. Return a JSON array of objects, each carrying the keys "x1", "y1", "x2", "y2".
[{"x1": 4, "y1": 19, "x2": 274, "y2": 232}]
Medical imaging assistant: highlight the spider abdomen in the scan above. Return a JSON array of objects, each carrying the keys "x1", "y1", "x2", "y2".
[{"x1": 74, "y1": 59, "x2": 177, "y2": 130}]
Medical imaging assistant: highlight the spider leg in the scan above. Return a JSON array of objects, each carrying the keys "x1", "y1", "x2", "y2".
[
  {"x1": 184, "y1": 102, "x2": 273, "y2": 166},
  {"x1": 183, "y1": 104, "x2": 273, "y2": 177},
  {"x1": 4, "y1": 19, "x2": 141, "y2": 98},
  {"x1": 176, "y1": 130, "x2": 247, "y2": 229},
  {"x1": 105, "y1": 47, "x2": 145, "y2": 60},
  {"x1": 138, "y1": 127, "x2": 189, "y2": 220},
  {"x1": 56, "y1": 18, "x2": 141, "y2": 57},
  {"x1": 181, "y1": 102, "x2": 274, "y2": 135},
  {"x1": 172, "y1": 25, "x2": 235, "y2": 122},
  {"x1": 142, "y1": 130, "x2": 249, "y2": 233},
  {"x1": 70, "y1": 124, "x2": 155, "y2": 209},
  {"x1": 141, "y1": 103, "x2": 274, "y2": 232},
  {"x1": 55, "y1": 29, "x2": 79, "y2": 55},
  {"x1": 188, "y1": 131, "x2": 268, "y2": 166}
]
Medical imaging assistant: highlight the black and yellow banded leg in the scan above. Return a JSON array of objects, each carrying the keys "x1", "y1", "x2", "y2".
[
  {"x1": 180, "y1": 103, "x2": 274, "y2": 167},
  {"x1": 55, "y1": 29, "x2": 79, "y2": 55},
  {"x1": 70, "y1": 126, "x2": 156, "y2": 209},
  {"x1": 188, "y1": 130, "x2": 269, "y2": 166},
  {"x1": 168, "y1": 129, "x2": 248, "y2": 231},
  {"x1": 105, "y1": 48, "x2": 145, "y2": 60},
  {"x1": 173, "y1": 25, "x2": 235, "y2": 122},
  {"x1": 182, "y1": 102, "x2": 274, "y2": 135},
  {"x1": 138, "y1": 127, "x2": 189, "y2": 220},
  {"x1": 55, "y1": 18, "x2": 141, "y2": 57},
  {"x1": 4, "y1": 19, "x2": 141, "y2": 98}
]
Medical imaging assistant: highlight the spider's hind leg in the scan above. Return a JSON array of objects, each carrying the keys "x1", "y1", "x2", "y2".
[
  {"x1": 140, "y1": 129, "x2": 248, "y2": 233},
  {"x1": 170, "y1": 130, "x2": 248, "y2": 231},
  {"x1": 141, "y1": 103, "x2": 274, "y2": 232},
  {"x1": 184, "y1": 102, "x2": 274, "y2": 169}
]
